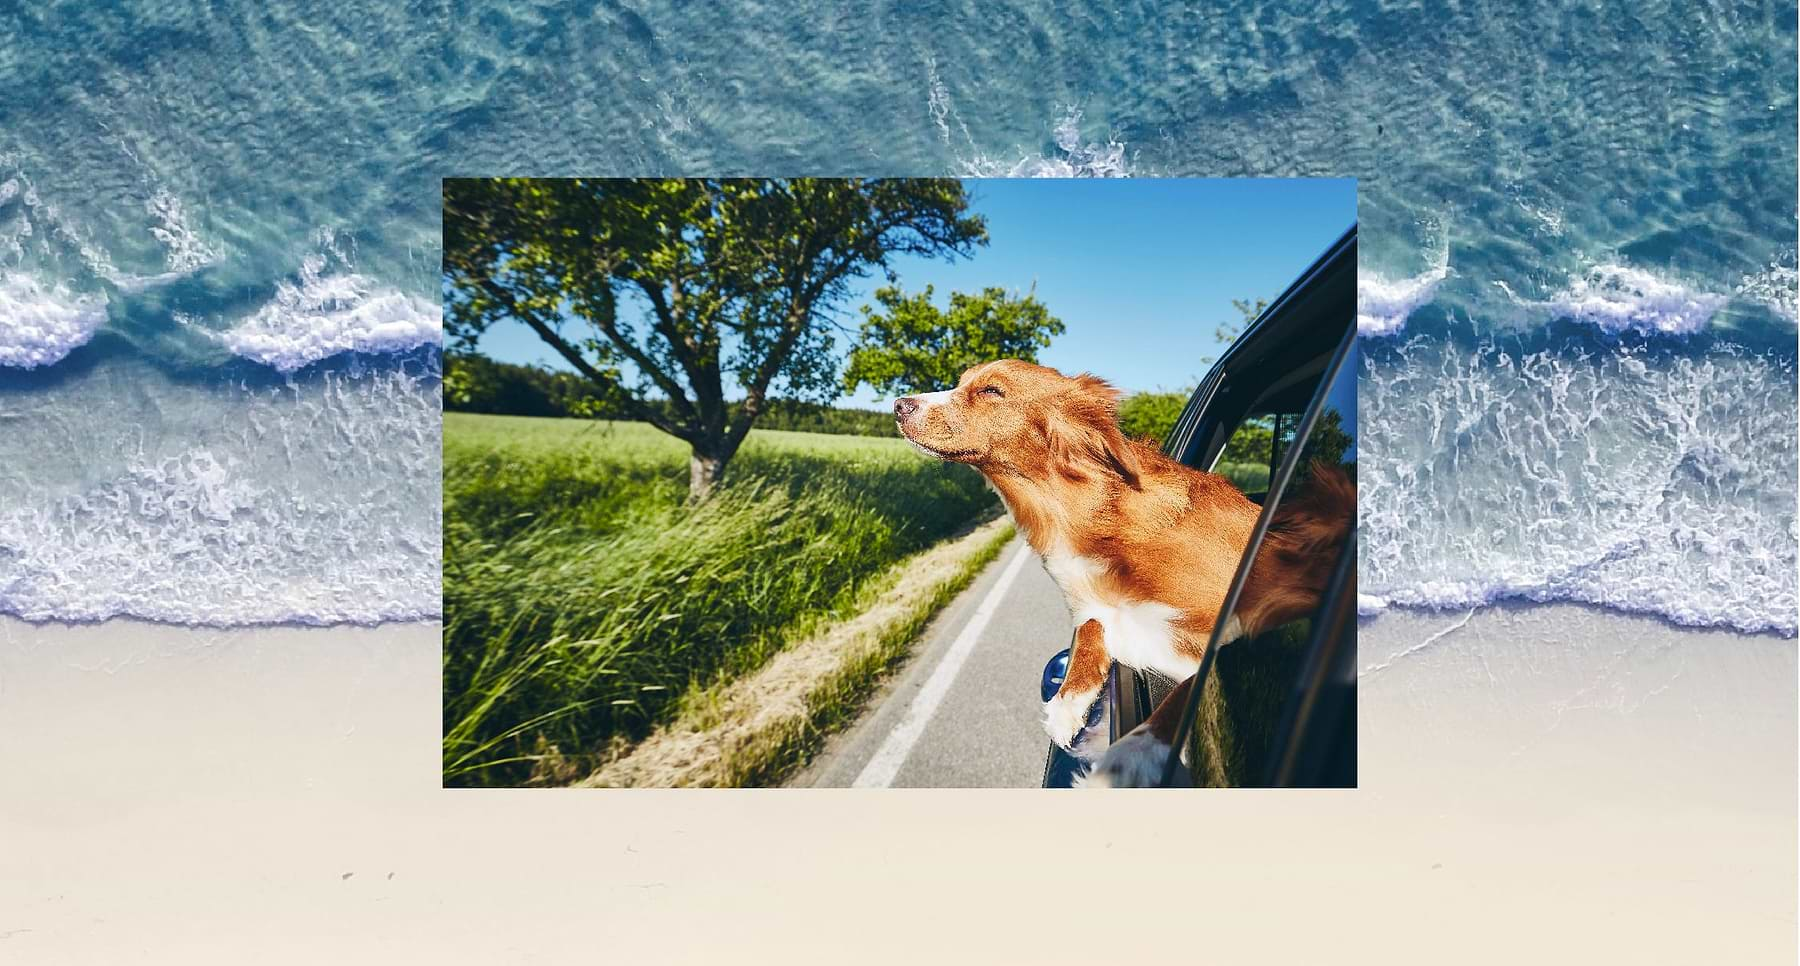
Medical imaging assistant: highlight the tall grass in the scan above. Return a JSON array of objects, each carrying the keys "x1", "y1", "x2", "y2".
[{"x1": 442, "y1": 414, "x2": 997, "y2": 786}]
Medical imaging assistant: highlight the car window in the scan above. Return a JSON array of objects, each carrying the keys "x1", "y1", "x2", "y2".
[
  {"x1": 1213, "y1": 411, "x2": 1298, "y2": 501},
  {"x1": 1188, "y1": 361, "x2": 1336, "y2": 504},
  {"x1": 1184, "y1": 340, "x2": 1357, "y2": 787}
]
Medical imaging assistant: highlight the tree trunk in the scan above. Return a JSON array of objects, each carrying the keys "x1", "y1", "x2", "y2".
[{"x1": 687, "y1": 447, "x2": 727, "y2": 502}]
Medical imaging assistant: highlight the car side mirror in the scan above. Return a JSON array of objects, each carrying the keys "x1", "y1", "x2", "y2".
[
  {"x1": 1040, "y1": 648, "x2": 1072, "y2": 702},
  {"x1": 1040, "y1": 648, "x2": 1105, "y2": 729}
]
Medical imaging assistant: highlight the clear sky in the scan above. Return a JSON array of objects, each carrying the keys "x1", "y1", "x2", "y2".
[{"x1": 473, "y1": 178, "x2": 1356, "y2": 407}]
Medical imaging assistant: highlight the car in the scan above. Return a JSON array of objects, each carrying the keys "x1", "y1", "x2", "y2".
[{"x1": 1040, "y1": 224, "x2": 1358, "y2": 788}]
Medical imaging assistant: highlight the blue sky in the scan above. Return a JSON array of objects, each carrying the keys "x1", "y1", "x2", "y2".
[{"x1": 473, "y1": 178, "x2": 1356, "y2": 406}]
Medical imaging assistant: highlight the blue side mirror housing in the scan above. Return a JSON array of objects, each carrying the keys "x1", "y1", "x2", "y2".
[
  {"x1": 1039, "y1": 648, "x2": 1104, "y2": 728},
  {"x1": 1040, "y1": 648, "x2": 1072, "y2": 702}
]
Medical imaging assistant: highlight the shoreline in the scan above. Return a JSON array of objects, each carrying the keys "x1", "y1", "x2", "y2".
[{"x1": 1361, "y1": 595, "x2": 1797, "y2": 640}]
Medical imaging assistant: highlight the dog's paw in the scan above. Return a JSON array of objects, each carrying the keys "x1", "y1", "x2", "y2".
[
  {"x1": 1042, "y1": 691, "x2": 1099, "y2": 751},
  {"x1": 1081, "y1": 728, "x2": 1187, "y2": 788}
]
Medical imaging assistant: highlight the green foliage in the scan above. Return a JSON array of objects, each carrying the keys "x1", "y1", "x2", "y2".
[
  {"x1": 444, "y1": 350, "x2": 896, "y2": 434},
  {"x1": 1116, "y1": 390, "x2": 1189, "y2": 445},
  {"x1": 1222, "y1": 415, "x2": 1277, "y2": 467},
  {"x1": 841, "y1": 284, "x2": 1065, "y2": 395},
  {"x1": 443, "y1": 178, "x2": 988, "y2": 495},
  {"x1": 1201, "y1": 297, "x2": 1270, "y2": 366},
  {"x1": 1299, "y1": 408, "x2": 1353, "y2": 469},
  {"x1": 441, "y1": 414, "x2": 998, "y2": 786},
  {"x1": 445, "y1": 351, "x2": 606, "y2": 418}
]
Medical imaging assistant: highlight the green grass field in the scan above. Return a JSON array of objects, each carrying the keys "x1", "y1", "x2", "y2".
[{"x1": 442, "y1": 414, "x2": 997, "y2": 786}]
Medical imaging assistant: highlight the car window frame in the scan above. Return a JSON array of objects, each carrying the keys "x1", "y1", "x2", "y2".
[{"x1": 1157, "y1": 319, "x2": 1358, "y2": 786}]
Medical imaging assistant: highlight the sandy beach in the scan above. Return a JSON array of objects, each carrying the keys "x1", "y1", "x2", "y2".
[{"x1": 1, "y1": 606, "x2": 1792, "y2": 963}]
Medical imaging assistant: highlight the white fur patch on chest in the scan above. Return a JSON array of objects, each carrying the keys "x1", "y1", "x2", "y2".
[{"x1": 1040, "y1": 550, "x2": 1196, "y2": 680}]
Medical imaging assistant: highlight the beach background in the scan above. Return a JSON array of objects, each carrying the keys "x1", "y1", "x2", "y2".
[
  {"x1": 2, "y1": 604, "x2": 1788, "y2": 961},
  {"x1": 2, "y1": 0, "x2": 1795, "y2": 960}
]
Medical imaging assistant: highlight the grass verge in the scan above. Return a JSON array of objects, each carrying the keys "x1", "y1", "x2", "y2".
[
  {"x1": 442, "y1": 414, "x2": 998, "y2": 786},
  {"x1": 580, "y1": 517, "x2": 1016, "y2": 788}
]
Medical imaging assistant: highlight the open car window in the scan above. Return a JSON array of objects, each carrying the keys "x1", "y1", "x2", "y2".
[{"x1": 1183, "y1": 339, "x2": 1357, "y2": 787}]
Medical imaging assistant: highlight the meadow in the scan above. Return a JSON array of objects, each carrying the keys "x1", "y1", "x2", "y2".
[{"x1": 442, "y1": 414, "x2": 997, "y2": 786}]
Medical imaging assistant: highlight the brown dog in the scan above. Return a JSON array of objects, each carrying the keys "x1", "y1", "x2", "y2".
[{"x1": 894, "y1": 359, "x2": 1351, "y2": 783}]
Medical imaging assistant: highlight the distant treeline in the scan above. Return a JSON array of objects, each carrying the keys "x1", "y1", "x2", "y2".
[
  {"x1": 446, "y1": 351, "x2": 1288, "y2": 457},
  {"x1": 445, "y1": 352, "x2": 897, "y2": 437}
]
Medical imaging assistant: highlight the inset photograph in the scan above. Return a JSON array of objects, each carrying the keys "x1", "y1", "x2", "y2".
[{"x1": 441, "y1": 178, "x2": 1356, "y2": 787}]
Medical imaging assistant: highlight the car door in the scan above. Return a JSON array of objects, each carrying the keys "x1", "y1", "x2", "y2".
[{"x1": 1170, "y1": 331, "x2": 1357, "y2": 787}]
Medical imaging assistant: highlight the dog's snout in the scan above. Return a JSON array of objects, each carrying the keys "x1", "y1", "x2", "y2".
[{"x1": 894, "y1": 396, "x2": 919, "y2": 419}]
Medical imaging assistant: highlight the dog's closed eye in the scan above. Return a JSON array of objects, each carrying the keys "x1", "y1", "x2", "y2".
[{"x1": 976, "y1": 385, "x2": 1005, "y2": 398}]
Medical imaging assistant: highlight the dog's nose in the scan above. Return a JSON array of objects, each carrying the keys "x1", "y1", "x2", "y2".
[{"x1": 894, "y1": 397, "x2": 919, "y2": 419}]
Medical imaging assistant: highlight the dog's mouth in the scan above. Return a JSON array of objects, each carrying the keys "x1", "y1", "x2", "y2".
[{"x1": 897, "y1": 425, "x2": 977, "y2": 461}]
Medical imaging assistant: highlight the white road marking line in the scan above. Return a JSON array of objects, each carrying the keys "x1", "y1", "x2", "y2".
[{"x1": 852, "y1": 541, "x2": 1035, "y2": 788}]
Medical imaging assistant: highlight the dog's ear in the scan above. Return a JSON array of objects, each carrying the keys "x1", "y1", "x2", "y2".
[{"x1": 1046, "y1": 375, "x2": 1143, "y2": 488}]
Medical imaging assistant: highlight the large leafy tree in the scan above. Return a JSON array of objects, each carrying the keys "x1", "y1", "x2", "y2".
[
  {"x1": 444, "y1": 178, "x2": 987, "y2": 498},
  {"x1": 840, "y1": 284, "x2": 1065, "y2": 395}
]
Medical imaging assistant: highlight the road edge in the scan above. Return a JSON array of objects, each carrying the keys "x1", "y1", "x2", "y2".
[{"x1": 581, "y1": 517, "x2": 1016, "y2": 787}]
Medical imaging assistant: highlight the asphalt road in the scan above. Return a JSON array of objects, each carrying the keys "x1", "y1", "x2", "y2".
[{"x1": 791, "y1": 537, "x2": 1076, "y2": 788}]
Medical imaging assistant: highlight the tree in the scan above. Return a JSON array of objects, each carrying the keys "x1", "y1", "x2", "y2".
[
  {"x1": 840, "y1": 284, "x2": 1065, "y2": 395},
  {"x1": 1116, "y1": 389, "x2": 1189, "y2": 445},
  {"x1": 1199, "y1": 297, "x2": 1269, "y2": 366},
  {"x1": 443, "y1": 178, "x2": 988, "y2": 499},
  {"x1": 444, "y1": 351, "x2": 610, "y2": 418}
]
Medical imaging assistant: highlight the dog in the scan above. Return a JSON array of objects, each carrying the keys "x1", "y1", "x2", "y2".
[{"x1": 894, "y1": 359, "x2": 1352, "y2": 785}]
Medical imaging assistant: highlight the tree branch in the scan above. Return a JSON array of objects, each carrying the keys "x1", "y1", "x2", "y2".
[
  {"x1": 476, "y1": 278, "x2": 694, "y2": 441},
  {"x1": 635, "y1": 277, "x2": 724, "y2": 432}
]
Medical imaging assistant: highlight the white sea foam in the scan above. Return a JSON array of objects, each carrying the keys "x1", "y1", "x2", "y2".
[
  {"x1": 1359, "y1": 335, "x2": 1797, "y2": 636},
  {"x1": 0, "y1": 363, "x2": 442, "y2": 625},
  {"x1": 1735, "y1": 248, "x2": 1798, "y2": 323},
  {"x1": 0, "y1": 272, "x2": 108, "y2": 368},
  {"x1": 217, "y1": 256, "x2": 442, "y2": 372},
  {"x1": 958, "y1": 107, "x2": 1135, "y2": 178},
  {"x1": 146, "y1": 187, "x2": 221, "y2": 274},
  {"x1": 1358, "y1": 262, "x2": 1449, "y2": 337},
  {"x1": 1356, "y1": 594, "x2": 1389, "y2": 617},
  {"x1": 1540, "y1": 263, "x2": 1729, "y2": 336},
  {"x1": 1357, "y1": 226, "x2": 1450, "y2": 337}
]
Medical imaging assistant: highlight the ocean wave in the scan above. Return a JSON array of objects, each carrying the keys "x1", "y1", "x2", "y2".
[
  {"x1": 920, "y1": 66, "x2": 1133, "y2": 179},
  {"x1": 0, "y1": 362, "x2": 442, "y2": 626},
  {"x1": 216, "y1": 256, "x2": 442, "y2": 372},
  {"x1": 1534, "y1": 263, "x2": 1730, "y2": 336},
  {"x1": 1735, "y1": 248, "x2": 1798, "y2": 324},
  {"x1": 1358, "y1": 263, "x2": 1449, "y2": 337},
  {"x1": 1356, "y1": 594, "x2": 1389, "y2": 617},
  {"x1": 1357, "y1": 225, "x2": 1451, "y2": 337},
  {"x1": 1360, "y1": 334, "x2": 1797, "y2": 636},
  {"x1": 0, "y1": 272, "x2": 108, "y2": 369},
  {"x1": 146, "y1": 187, "x2": 222, "y2": 275}
]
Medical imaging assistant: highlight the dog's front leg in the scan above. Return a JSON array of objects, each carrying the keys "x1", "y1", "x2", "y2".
[
  {"x1": 1043, "y1": 618, "x2": 1109, "y2": 751},
  {"x1": 1083, "y1": 675, "x2": 1193, "y2": 788}
]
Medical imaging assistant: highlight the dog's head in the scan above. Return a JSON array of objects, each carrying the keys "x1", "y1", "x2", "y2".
[{"x1": 893, "y1": 359, "x2": 1142, "y2": 487}]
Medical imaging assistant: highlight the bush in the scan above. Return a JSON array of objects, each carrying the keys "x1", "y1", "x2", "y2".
[{"x1": 1117, "y1": 389, "x2": 1190, "y2": 445}]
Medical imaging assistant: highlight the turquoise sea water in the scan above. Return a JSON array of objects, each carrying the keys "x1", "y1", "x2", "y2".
[{"x1": 0, "y1": 1, "x2": 1794, "y2": 631}]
